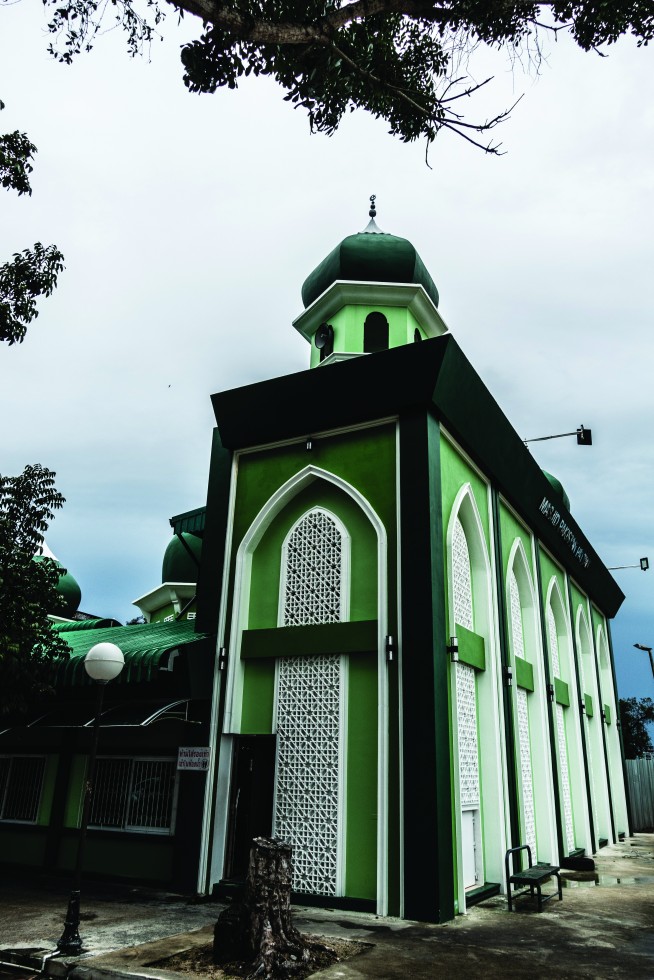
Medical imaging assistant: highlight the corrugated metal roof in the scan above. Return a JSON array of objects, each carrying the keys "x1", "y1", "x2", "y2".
[
  {"x1": 57, "y1": 619, "x2": 210, "y2": 686},
  {"x1": 52, "y1": 618, "x2": 121, "y2": 632},
  {"x1": 170, "y1": 507, "x2": 206, "y2": 535}
]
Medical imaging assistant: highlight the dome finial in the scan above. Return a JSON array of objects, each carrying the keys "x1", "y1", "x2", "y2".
[{"x1": 361, "y1": 193, "x2": 383, "y2": 234}]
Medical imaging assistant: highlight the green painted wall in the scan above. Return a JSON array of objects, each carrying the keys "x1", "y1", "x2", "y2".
[
  {"x1": 0, "y1": 829, "x2": 46, "y2": 865},
  {"x1": 240, "y1": 660, "x2": 276, "y2": 734},
  {"x1": 539, "y1": 551, "x2": 566, "y2": 610},
  {"x1": 439, "y1": 436, "x2": 490, "y2": 636},
  {"x1": 37, "y1": 755, "x2": 59, "y2": 826},
  {"x1": 58, "y1": 835, "x2": 173, "y2": 881},
  {"x1": 499, "y1": 505, "x2": 533, "y2": 581},
  {"x1": 228, "y1": 423, "x2": 394, "y2": 902},
  {"x1": 249, "y1": 482, "x2": 378, "y2": 631},
  {"x1": 309, "y1": 305, "x2": 423, "y2": 367},
  {"x1": 440, "y1": 438, "x2": 490, "y2": 548},
  {"x1": 345, "y1": 656, "x2": 378, "y2": 898}
]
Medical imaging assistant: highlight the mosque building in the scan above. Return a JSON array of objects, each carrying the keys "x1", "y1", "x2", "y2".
[{"x1": 0, "y1": 202, "x2": 628, "y2": 922}]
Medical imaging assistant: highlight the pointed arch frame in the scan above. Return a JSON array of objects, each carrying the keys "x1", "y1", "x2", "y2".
[{"x1": 222, "y1": 463, "x2": 389, "y2": 913}]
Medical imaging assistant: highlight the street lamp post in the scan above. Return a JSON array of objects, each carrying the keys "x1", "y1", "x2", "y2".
[
  {"x1": 57, "y1": 642, "x2": 125, "y2": 956},
  {"x1": 633, "y1": 643, "x2": 654, "y2": 680}
]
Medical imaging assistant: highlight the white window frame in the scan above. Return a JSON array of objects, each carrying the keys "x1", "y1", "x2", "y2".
[
  {"x1": 0, "y1": 754, "x2": 46, "y2": 825},
  {"x1": 88, "y1": 755, "x2": 179, "y2": 836}
]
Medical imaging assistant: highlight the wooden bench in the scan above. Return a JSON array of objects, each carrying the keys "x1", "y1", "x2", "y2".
[{"x1": 505, "y1": 845, "x2": 563, "y2": 912}]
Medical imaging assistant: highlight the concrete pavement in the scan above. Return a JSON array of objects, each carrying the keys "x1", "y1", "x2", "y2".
[{"x1": 1, "y1": 834, "x2": 653, "y2": 979}]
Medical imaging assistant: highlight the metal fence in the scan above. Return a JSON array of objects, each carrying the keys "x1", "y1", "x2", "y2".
[{"x1": 626, "y1": 757, "x2": 654, "y2": 831}]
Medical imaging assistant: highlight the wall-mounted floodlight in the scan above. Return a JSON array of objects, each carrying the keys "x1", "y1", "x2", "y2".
[
  {"x1": 608, "y1": 557, "x2": 649, "y2": 572},
  {"x1": 633, "y1": 643, "x2": 654, "y2": 680},
  {"x1": 524, "y1": 424, "x2": 592, "y2": 447},
  {"x1": 447, "y1": 636, "x2": 459, "y2": 663}
]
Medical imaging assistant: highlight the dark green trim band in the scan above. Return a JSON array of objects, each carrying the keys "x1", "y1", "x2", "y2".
[
  {"x1": 457, "y1": 626, "x2": 485, "y2": 671},
  {"x1": 515, "y1": 657, "x2": 534, "y2": 691},
  {"x1": 241, "y1": 620, "x2": 377, "y2": 659},
  {"x1": 584, "y1": 694, "x2": 594, "y2": 718},
  {"x1": 554, "y1": 678, "x2": 570, "y2": 707},
  {"x1": 210, "y1": 337, "x2": 623, "y2": 617}
]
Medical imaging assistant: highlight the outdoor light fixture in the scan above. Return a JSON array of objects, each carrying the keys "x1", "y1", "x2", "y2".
[
  {"x1": 447, "y1": 636, "x2": 459, "y2": 662},
  {"x1": 579, "y1": 699, "x2": 586, "y2": 715},
  {"x1": 57, "y1": 642, "x2": 124, "y2": 956},
  {"x1": 306, "y1": 437, "x2": 313, "y2": 451},
  {"x1": 547, "y1": 683, "x2": 555, "y2": 703},
  {"x1": 386, "y1": 635, "x2": 395, "y2": 663},
  {"x1": 524, "y1": 423, "x2": 592, "y2": 447},
  {"x1": 503, "y1": 665, "x2": 514, "y2": 687},
  {"x1": 633, "y1": 643, "x2": 654, "y2": 680},
  {"x1": 218, "y1": 646, "x2": 228, "y2": 670},
  {"x1": 608, "y1": 557, "x2": 649, "y2": 572}
]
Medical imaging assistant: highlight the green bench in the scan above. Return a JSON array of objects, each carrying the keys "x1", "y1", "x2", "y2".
[{"x1": 505, "y1": 845, "x2": 563, "y2": 912}]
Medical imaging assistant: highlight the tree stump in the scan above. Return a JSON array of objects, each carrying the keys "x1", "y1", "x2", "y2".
[{"x1": 213, "y1": 837, "x2": 335, "y2": 979}]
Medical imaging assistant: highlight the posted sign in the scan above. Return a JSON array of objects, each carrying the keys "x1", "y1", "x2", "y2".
[{"x1": 177, "y1": 746, "x2": 211, "y2": 771}]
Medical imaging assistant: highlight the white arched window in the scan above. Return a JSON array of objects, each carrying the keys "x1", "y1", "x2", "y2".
[
  {"x1": 452, "y1": 517, "x2": 474, "y2": 631},
  {"x1": 281, "y1": 509, "x2": 345, "y2": 626}
]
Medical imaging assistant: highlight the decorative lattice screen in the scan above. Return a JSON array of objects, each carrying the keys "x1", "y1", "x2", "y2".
[
  {"x1": 452, "y1": 517, "x2": 480, "y2": 811},
  {"x1": 509, "y1": 570, "x2": 525, "y2": 661},
  {"x1": 557, "y1": 704, "x2": 576, "y2": 852},
  {"x1": 274, "y1": 509, "x2": 344, "y2": 895},
  {"x1": 275, "y1": 654, "x2": 341, "y2": 895},
  {"x1": 283, "y1": 511, "x2": 342, "y2": 626},
  {"x1": 548, "y1": 605, "x2": 561, "y2": 677},
  {"x1": 517, "y1": 687, "x2": 537, "y2": 858},
  {"x1": 457, "y1": 664, "x2": 480, "y2": 808},
  {"x1": 452, "y1": 518, "x2": 473, "y2": 631}
]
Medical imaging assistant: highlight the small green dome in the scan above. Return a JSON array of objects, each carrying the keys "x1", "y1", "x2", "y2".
[
  {"x1": 33, "y1": 556, "x2": 82, "y2": 617},
  {"x1": 162, "y1": 533, "x2": 202, "y2": 583},
  {"x1": 542, "y1": 470, "x2": 571, "y2": 512},
  {"x1": 301, "y1": 221, "x2": 439, "y2": 309}
]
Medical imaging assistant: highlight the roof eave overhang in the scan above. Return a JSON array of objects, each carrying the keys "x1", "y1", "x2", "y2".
[
  {"x1": 132, "y1": 582, "x2": 196, "y2": 615},
  {"x1": 292, "y1": 280, "x2": 449, "y2": 342},
  {"x1": 210, "y1": 336, "x2": 623, "y2": 617}
]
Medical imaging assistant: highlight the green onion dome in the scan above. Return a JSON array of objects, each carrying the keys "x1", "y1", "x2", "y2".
[
  {"x1": 33, "y1": 554, "x2": 82, "y2": 618},
  {"x1": 542, "y1": 470, "x2": 571, "y2": 512},
  {"x1": 161, "y1": 532, "x2": 202, "y2": 583},
  {"x1": 301, "y1": 202, "x2": 439, "y2": 309}
]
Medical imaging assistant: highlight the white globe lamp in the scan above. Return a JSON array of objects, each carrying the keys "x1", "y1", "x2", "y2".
[{"x1": 84, "y1": 642, "x2": 125, "y2": 683}]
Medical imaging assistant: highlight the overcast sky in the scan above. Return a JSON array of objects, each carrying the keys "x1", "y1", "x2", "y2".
[{"x1": 1, "y1": 3, "x2": 653, "y2": 702}]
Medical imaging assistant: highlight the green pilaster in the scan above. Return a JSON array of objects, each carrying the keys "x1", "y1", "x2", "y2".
[
  {"x1": 534, "y1": 543, "x2": 565, "y2": 861},
  {"x1": 196, "y1": 427, "x2": 233, "y2": 637},
  {"x1": 589, "y1": 614, "x2": 616, "y2": 842},
  {"x1": 399, "y1": 411, "x2": 454, "y2": 923},
  {"x1": 566, "y1": 579, "x2": 596, "y2": 852},
  {"x1": 490, "y1": 490, "x2": 520, "y2": 850}
]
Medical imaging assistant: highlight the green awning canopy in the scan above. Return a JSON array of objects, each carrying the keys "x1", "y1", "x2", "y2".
[
  {"x1": 56, "y1": 619, "x2": 211, "y2": 686},
  {"x1": 52, "y1": 618, "x2": 121, "y2": 632}
]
